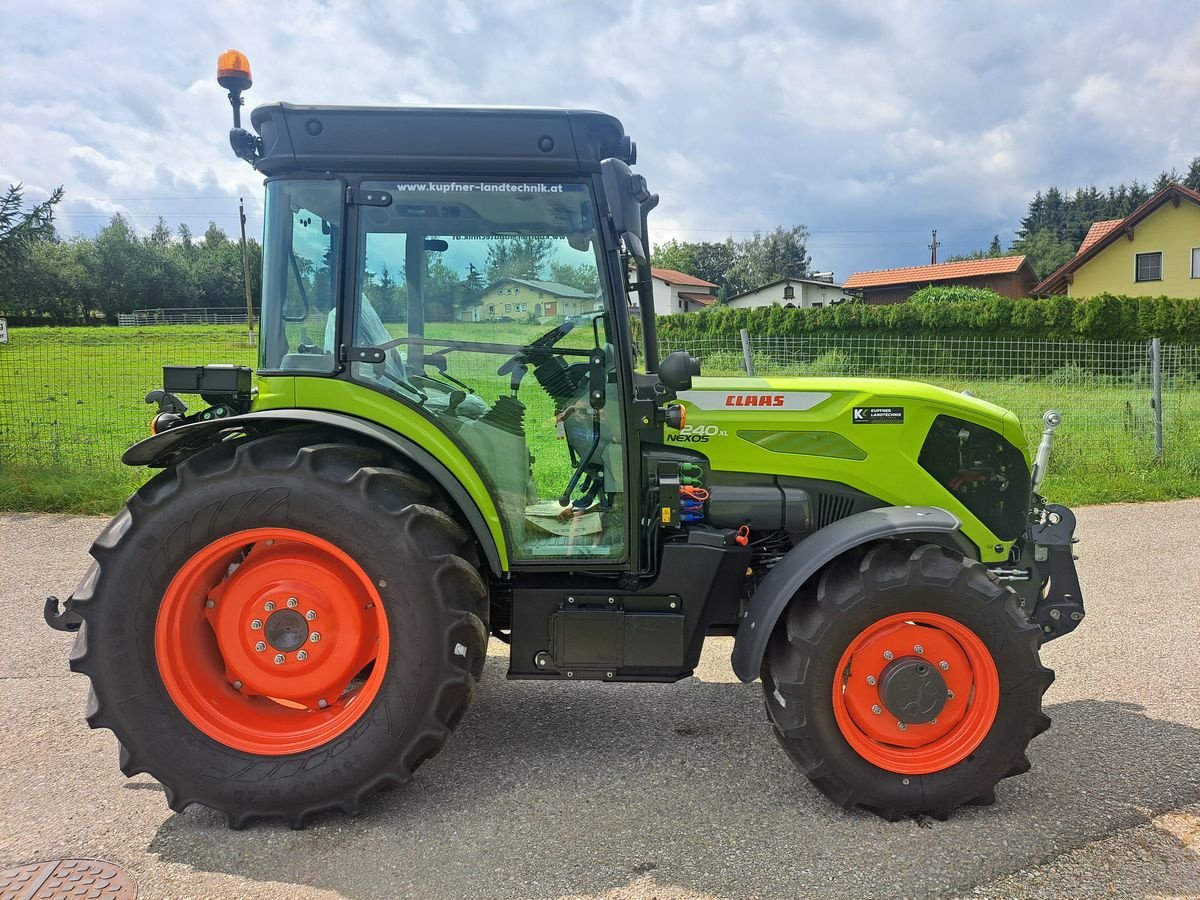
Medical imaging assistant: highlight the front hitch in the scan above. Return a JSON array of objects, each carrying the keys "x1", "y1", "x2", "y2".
[{"x1": 1028, "y1": 503, "x2": 1084, "y2": 642}]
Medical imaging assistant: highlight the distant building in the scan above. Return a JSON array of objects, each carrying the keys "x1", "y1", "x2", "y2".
[
  {"x1": 1034, "y1": 183, "x2": 1200, "y2": 298},
  {"x1": 726, "y1": 275, "x2": 854, "y2": 310},
  {"x1": 462, "y1": 278, "x2": 598, "y2": 321},
  {"x1": 843, "y1": 256, "x2": 1038, "y2": 304},
  {"x1": 629, "y1": 268, "x2": 719, "y2": 316}
]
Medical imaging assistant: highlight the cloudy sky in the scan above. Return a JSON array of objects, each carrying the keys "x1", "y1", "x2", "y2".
[{"x1": 3, "y1": 0, "x2": 1197, "y2": 279}]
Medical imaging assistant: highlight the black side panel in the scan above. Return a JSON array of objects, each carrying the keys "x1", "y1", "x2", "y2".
[
  {"x1": 508, "y1": 540, "x2": 751, "y2": 681},
  {"x1": 918, "y1": 415, "x2": 1031, "y2": 541},
  {"x1": 121, "y1": 410, "x2": 503, "y2": 575}
]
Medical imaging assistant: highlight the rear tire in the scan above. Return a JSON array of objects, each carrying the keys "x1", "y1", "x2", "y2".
[
  {"x1": 68, "y1": 433, "x2": 489, "y2": 828},
  {"x1": 762, "y1": 542, "x2": 1052, "y2": 820}
]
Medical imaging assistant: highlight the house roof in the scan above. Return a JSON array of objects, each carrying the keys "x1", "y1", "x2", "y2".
[
  {"x1": 485, "y1": 277, "x2": 592, "y2": 299},
  {"x1": 1034, "y1": 183, "x2": 1200, "y2": 295},
  {"x1": 678, "y1": 291, "x2": 716, "y2": 307},
  {"x1": 727, "y1": 276, "x2": 846, "y2": 302},
  {"x1": 1077, "y1": 219, "x2": 1123, "y2": 254},
  {"x1": 843, "y1": 255, "x2": 1030, "y2": 289},
  {"x1": 650, "y1": 267, "x2": 718, "y2": 288}
]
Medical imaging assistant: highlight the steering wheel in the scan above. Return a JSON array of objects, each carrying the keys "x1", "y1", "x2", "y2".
[{"x1": 496, "y1": 320, "x2": 576, "y2": 376}]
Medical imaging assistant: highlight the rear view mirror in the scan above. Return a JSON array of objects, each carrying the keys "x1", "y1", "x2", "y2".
[{"x1": 600, "y1": 158, "x2": 651, "y2": 264}]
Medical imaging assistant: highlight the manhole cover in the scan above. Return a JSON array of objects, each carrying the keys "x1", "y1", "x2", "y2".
[{"x1": 0, "y1": 859, "x2": 135, "y2": 899}]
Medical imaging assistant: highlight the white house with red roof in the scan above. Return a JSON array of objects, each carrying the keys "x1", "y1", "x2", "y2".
[{"x1": 632, "y1": 267, "x2": 719, "y2": 315}]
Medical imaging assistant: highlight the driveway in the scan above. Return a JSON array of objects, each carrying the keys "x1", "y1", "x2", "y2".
[{"x1": 2, "y1": 503, "x2": 1198, "y2": 899}]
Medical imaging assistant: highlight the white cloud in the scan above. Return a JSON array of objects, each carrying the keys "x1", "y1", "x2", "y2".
[{"x1": 1, "y1": 0, "x2": 1195, "y2": 276}]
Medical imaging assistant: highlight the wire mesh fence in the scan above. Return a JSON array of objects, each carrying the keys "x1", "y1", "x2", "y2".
[
  {"x1": 1, "y1": 324, "x2": 1198, "y2": 476},
  {"x1": 658, "y1": 331, "x2": 1200, "y2": 464},
  {"x1": 0, "y1": 327, "x2": 257, "y2": 467}
]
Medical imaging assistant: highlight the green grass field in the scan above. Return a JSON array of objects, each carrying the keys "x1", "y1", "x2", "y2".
[{"x1": 2, "y1": 323, "x2": 1199, "y2": 514}]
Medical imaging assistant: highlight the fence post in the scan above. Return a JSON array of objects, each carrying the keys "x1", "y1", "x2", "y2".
[
  {"x1": 740, "y1": 328, "x2": 755, "y2": 376},
  {"x1": 1151, "y1": 337, "x2": 1163, "y2": 461}
]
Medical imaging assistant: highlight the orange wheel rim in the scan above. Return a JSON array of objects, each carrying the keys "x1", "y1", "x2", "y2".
[
  {"x1": 831, "y1": 611, "x2": 999, "y2": 775},
  {"x1": 155, "y1": 528, "x2": 389, "y2": 755}
]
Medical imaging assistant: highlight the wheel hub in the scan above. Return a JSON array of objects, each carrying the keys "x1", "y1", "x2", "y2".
[
  {"x1": 264, "y1": 609, "x2": 309, "y2": 652},
  {"x1": 878, "y1": 656, "x2": 948, "y2": 724},
  {"x1": 831, "y1": 612, "x2": 1001, "y2": 774},
  {"x1": 156, "y1": 527, "x2": 389, "y2": 755}
]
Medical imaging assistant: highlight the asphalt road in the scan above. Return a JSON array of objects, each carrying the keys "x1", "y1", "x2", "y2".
[{"x1": 2, "y1": 503, "x2": 1199, "y2": 899}]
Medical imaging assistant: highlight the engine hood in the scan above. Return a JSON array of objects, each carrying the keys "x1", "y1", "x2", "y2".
[{"x1": 668, "y1": 376, "x2": 1029, "y2": 558}]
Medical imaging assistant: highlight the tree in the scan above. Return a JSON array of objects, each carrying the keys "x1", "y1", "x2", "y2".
[
  {"x1": 1010, "y1": 229, "x2": 1075, "y2": 280},
  {"x1": 0, "y1": 183, "x2": 64, "y2": 271},
  {"x1": 724, "y1": 225, "x2": 811, "y2": 298},
  {"x1": 485, "y1": 237, "x2": 553, "y2": 282},
  {"x1": 1185, "y1": 157, "x2": 1200, "y2": 192},
  {"x1": 947, "y1": 235, "x2": 1010, "y2": 263},
  {"x1": 549, "y1": 261, "x2": 599, "y2": 294}
]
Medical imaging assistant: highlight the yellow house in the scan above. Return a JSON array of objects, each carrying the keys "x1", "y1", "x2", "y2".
[
  {"x1": 1035, "y1": 183, "x2": 1200, "y2": 297},
  {"x1": 461, "y1": 278, "x2": 598, "y2": 321}
]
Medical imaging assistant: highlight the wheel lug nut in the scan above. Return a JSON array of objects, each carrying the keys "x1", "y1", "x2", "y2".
[
  {"x1": 310, "y1": 632, "x2": 321, "y2": 643},
  {"x1": 264, "y1": 600, "x2": 276, "y2": 612},
  {"x1": 939, "y1": 660, "x2": 949, "y2": 670},
  {"x1": 250, "y1": 619, "x2": 262, "y2": 630},
  {"x1": 274, "y1": 653, "x2": 285, "y2": 665},
  {"x1": 297, "y1": 650, "x2": 308, "y2": 661},
  {"x1": 883, "y1": 650, "x2": 894, "y2": 660},
  {"x1": 866, "y1": 675, "x2": 877, "y2": 685},
  {"x1": 255, "y1": 641, "x2": 266, "y2": 652},
  {"x1": 232, "y1": 680, "x2": 243, "y2": 690},
  {"x1": 287, "y1": 597, "x2": 298, "y2": 608},
  {"x1": 205, "y1": 599, "x2": 215, "y2": 609},
  {"x1": 305, "y1": 610, "x2": 317, "y2": 621},
  {"x1": 947, "y1": 689, "x2": 955, "y2": 699},
  {"x1": 318, "y1": 699, "x2": 328, "y2": 709},
  {"x1": 897, "y1": 722, "x2": 907, "y2": 731},
  {"x1": 871, "y1": 705, "x2": 882, "y2": 715},
  {"x1": 914, "y1": 644, "x2": 924, "y2": 654}
]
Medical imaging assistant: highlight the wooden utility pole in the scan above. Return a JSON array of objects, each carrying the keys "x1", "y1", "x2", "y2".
[
  {"x1": 928, "y1": 229, "x2": 940, "y2": 265},
  {"x1": 238, "y1": 197, "x2": 255, "y2": 345}
]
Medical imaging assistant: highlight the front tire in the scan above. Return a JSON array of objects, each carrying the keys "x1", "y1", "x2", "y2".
[
  {"x1": 69, "y1": 433, "x2": 489, "y2": 828},
  {"x1": 762, "y1": 542, "x2": 1052, "y2": 820}
]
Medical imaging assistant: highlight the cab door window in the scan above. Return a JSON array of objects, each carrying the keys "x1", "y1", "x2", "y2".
[{"x1": 349, "y1": 179, "x2": 626, "y2": 562}]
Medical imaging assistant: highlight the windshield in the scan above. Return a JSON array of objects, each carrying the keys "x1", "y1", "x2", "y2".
[{"x1": 350, "y1": 179, "x2": 626, "y2": 562}]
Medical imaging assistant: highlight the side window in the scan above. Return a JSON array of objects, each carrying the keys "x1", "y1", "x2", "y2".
[
  {"x1": 350, "y1": 180, "x2": 625, "y2": 562},
  {"x1": 259, "y1": 180, "x2": 342, "y2": 372}
]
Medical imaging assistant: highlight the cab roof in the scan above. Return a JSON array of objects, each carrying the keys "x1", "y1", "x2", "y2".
[{"x1": 249, "y1": 103, "x2": 634, "y2": 177}]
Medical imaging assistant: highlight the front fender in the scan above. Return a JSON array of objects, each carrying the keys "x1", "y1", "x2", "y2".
[
  {"x1": 122, "y1": 409, "x2": 505, "y2": 575},
  {"x1": 730, "y1": 506, "x2": 961, "y2": 682}
]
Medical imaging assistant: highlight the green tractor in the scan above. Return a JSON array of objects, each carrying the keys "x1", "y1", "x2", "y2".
[{"x1": 45, "y1": 51, "x2": 1083, "y2": 828}]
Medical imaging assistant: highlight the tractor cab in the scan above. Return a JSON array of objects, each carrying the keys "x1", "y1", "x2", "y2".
[{"x1": 250, "y1": 143, "x2": 653, "y2": 565}]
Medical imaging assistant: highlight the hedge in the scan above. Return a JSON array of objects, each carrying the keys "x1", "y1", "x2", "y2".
[{"x1": 652, "y1": 294, "x2": 1200, "y2": 344}]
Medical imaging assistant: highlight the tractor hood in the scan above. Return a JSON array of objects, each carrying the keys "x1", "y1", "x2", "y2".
[
  {"x1": 674, "y1": 376, "x2": 1023, "y2": 445},
  {"x1": 670, "y1": 376, "x2": 1030, "y2": 553}
]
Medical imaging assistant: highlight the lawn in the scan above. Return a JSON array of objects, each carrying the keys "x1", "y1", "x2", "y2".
[{"x1": 2, "y1": 323, "x2": 1199, "y2": 514}]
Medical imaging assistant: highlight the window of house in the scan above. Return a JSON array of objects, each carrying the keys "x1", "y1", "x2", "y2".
[
  {"x1": 812, "y1": 301, "x2": 823, "y2": 309},
  {"x1": 1136, "y1": 252, "x2": 1163, "y2": 282},
  {"x1": 1192, "y1": 247, "x2": 1199, "y2": 278}
]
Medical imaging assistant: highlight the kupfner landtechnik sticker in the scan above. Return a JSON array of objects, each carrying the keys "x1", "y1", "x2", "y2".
[{"x1": 852, "y1": 406, "x2": 905, "y2": 423}]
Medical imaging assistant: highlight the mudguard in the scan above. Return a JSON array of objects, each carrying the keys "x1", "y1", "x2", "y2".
[
  {"x1": 730, "y1": 506, "x2": 962, "y2": 683},
  {"x1": 121, "y1": 409, "x2": 503, "y2": 575}
]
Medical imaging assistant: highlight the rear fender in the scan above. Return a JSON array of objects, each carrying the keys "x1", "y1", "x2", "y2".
[
  {"x1": 122, "y1": 409, "x2": 505, "y2": 575},
  {"x1": 730, "y1": 506, "x2": 962, "y2": 682}
]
